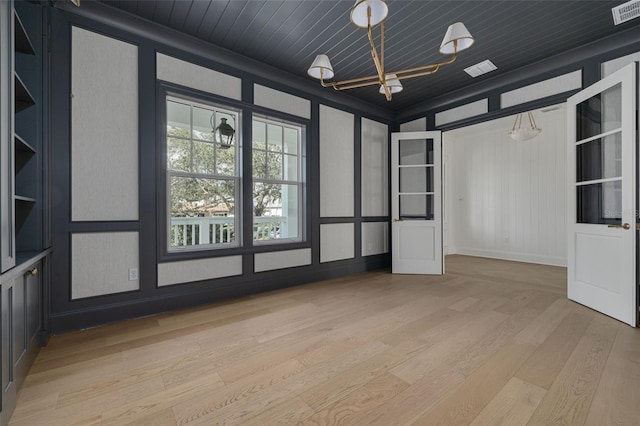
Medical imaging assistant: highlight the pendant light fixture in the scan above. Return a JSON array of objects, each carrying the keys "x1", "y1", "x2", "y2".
[
  {"x1": 508, "y1": 112, "x2": 542, "y2": 141},
  {"x1": 307, "y1": 0, "x2": 474, "y2": 101}
]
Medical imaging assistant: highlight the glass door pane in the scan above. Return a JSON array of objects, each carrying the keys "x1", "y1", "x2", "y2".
[
  {"x1": 576, "y1": 83, "x2": 622, "y2": 140},
  {"x1": 576, "y1": 133, "x2": 621, "y2": 182},
  {"x1": 398, "y1": 138, "x2": 434, "y2": 220},
  {"x1": 575, "y1": 83, "x2": 623, "y2": 225}
]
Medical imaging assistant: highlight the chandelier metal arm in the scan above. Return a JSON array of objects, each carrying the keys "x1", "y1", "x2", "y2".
[
  {"x1": 319, "y1": 69, "x2": 380, "y2": 91},
  {"x1": 366, "y1": 13, "x2": 391, "y2": 100},
  {"x1": 390, "y1": 48, "x2": 458, "y2": 78},
  {"x1": 307, "y1": 3, "x2": 474, "y2": 102},
  {"x1": 317, "y1": 50, "x2": 458, "y2": 93}
]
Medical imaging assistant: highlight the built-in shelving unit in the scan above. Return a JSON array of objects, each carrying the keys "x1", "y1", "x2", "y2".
[
  {"x1": 12, "y1": 2, "x2": 41, "y2": 259},
  {"x1": 1, "y1": 3, "x2": 47, "y2": 423},
  {"x1": 14, "y1": 134, "x2": 35, "y2": 154},
  {"x1": 13, "y1": 12, "x2": 33, "y2": 55},
  {"x1": 14, "y1": 195, "x2": 36, "y2": 204},
  {"x1": 14, "y1": 73, "x2": 35, "y2": 113}
]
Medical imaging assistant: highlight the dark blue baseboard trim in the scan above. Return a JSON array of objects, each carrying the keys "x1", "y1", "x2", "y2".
[{"x1": 48, "y1": 254, "x2": 390, "y2": 334}]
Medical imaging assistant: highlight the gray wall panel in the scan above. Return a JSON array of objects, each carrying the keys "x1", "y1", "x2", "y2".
[
  {"x1": 362, "y1": 222, "x2": 389, "y2": 256},
  {"x1": 71, "y1": 27, "x2": 139, "y2": 221},
  {"x1": 319, "y1": 105, "x2": 354, "y2": 217},
  {"x1": 71, "y1": 232, "x2": 140, "y2": 299},
  {"x1": 500, "y1": 70, "x2": 582, "y2": 108},
  {"x1": 361, "y1": 118, "x2": 388, "y2": 217},
  {"x1": 254, "y1": 248, "x2": 312, "y2": 272},
  {"x1": 400, "y1": 117, "x2": 426, "y2": 132},
  {"x1": 157, "y1": 53, "x2": 241, "y2": 100},
  {"x1": 253, "y1": 84, "x2": 310, "y2": 119},
  {"x1": 320, "y1": 223, "x2": 354, "y2": 263},
  {"x1": 158, "y1": 255, "x2": 243, "y2": 287}
]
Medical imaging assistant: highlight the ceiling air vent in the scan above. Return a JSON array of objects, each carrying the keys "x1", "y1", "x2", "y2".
[
  {"x1": 612, "y1": 0, "x2": 640, "y2": 25},
  {"x1": 464, "y1": 60, "x2": 497, "y2": 78}
]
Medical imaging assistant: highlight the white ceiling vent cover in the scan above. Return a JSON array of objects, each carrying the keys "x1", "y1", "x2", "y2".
[
  {"x1": 612, "y1": 0, "x2": 640, "y2": 25},
  {"x1": 464, "y1": 60, "x2": 497, "y2": 78}
]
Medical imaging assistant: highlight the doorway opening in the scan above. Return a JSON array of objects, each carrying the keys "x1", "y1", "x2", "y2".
[{"x1": 441, "y1": 104, "x2": 568, "y2": 269}]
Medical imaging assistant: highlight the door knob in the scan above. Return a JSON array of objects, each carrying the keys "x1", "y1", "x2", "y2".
[
  {"x1": 607, "y1": 223, "x2": 630, "y2": 230},
  {"x1": 393, "y1": 218, "x2": 401, "y2": 222}
]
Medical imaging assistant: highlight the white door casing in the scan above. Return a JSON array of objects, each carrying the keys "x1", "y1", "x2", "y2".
[
  {"x1": 567, "y1": 62, "x2": 637, "y2": 327},
  {"x1": 391, "y1": 131, "x2": 443, "y2": 274}
]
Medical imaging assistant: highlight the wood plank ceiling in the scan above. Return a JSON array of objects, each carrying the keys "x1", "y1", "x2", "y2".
[{"x1": 98, "y1": 0, "x2": 640, "y2": 111}]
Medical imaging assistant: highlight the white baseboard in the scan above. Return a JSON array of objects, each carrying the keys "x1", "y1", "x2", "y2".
[{"x1": 450, "y1": 247, "x2": 567, "y2": 267}]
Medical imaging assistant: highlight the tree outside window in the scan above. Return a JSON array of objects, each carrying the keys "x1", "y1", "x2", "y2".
[
  {"x1": 252, "y1": 116, "x2": 305, "y2": 243},
  {"x1": 166, "y1": 97, "x2": 241, "y2": 250}
]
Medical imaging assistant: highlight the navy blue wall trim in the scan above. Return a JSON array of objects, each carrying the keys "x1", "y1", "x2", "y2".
[
  {"x1": 139, "y1": 40, "x2": 158, "y2": 299},
  {"x1": 55, "y1": 1, "x2": 394, "y2": 123},
  {"x1": 354, "y1": 115, "x2": 362, "y2": 259},
  {"x1": 48, "y1": 0, "x2": 640, "y2": 334},
  {"x1": 49, "y1": 254, "x2": 389, "y2": 333},
  {"x1": 48, "y1": 7, "x2": 392, "y2": 334},
  {"x1": 155, "y1": 81, "x2": 314, "y2": 262},
  {"x1": 397, "y1": 24, "x2": 640, "y2": 124}
]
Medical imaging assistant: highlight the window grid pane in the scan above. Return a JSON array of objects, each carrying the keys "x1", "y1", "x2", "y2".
[
  {"x1": 252, "y1": 116, "x2": 305, "y2": 243},
  {"x1": 167, "y1": 96, "x2": 240, "y2": 251}
]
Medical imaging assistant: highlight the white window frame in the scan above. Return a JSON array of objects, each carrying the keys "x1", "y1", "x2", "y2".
[
  {"x1": 252, "y1": 115, "x2": 305, "y2": 245},
  {"x1": 166, "y1": 95, "x2": 242, "y2": 252}
]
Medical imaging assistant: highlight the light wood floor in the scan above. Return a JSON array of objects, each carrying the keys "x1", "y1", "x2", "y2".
[{"x1": 11, "y1": 255, "x2": 640, "y2": 425}]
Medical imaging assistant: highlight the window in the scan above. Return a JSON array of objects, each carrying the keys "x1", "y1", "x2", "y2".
[
  {"x1": 252, "y1": 116, "x2": 305, "y2": 243},
  {"x1": 166, "y1": 96, "x2": 241, "y2": 251}
]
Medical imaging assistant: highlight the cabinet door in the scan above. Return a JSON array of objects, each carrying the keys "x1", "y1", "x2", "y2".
[
  {"x1": 25, "y1": 267, "x2": 40, "y2": 346},
  {"x1": 1, "y1": 278, "x2": 17, "y2": 425}
]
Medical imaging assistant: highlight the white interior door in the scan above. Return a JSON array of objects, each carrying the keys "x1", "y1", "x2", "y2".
[
  {"x1": 391, "y1": 131, "x2": 443, "y2": 274},
  {"x1": 567, "y1": 62, "x2": 637, "y2": 327}
]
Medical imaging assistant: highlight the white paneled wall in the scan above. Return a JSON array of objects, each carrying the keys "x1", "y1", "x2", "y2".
[
  {"x1": 444, "y1": 105, "x2": 567, "y2": 266},
  {"x1": 319, "y1": 105, "x2": 354, "y2": 217}
]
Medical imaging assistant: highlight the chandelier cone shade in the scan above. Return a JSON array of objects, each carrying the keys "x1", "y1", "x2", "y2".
[
  {"x1": 307, "y1": 0, "x2": 474, "y2": 101},
  {"x1": 439, "y1": 22, "x2": 475, "y2": 54},
  {"x1": 307, "y1": 54, "x2": 334, "y2": 80},
  {"x1": 350, "y1": 0, "x2": 389, "y2": 28},
  {"x1": 379, "y1": 74, "x2": 403, "y2": 94}
]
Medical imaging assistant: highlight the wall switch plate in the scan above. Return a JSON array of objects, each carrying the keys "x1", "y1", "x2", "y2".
[{"x1": 128, "y1": 268, "x2": 139, "y2": 281}]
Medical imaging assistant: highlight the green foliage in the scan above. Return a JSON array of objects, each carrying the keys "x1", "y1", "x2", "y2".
[{"x1": 167, "y1": 125, "x2": 283, "y2": 218}]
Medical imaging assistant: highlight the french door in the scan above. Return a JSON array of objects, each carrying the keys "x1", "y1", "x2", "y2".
[
  {"x1": 391, "y1": 131, "x2": 443, "y2": 274},
  {"x1": 567, "y1": 62, "x2": 637, "y2": 327}
]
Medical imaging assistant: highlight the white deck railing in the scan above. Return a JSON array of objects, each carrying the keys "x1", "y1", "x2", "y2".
[{"x1": 170, "y1": 216, "x2": 286, "y2": 246}]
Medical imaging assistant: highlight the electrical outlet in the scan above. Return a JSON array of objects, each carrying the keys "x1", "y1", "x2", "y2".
[{"x1": 128, "y1": 268, "x2": 139, "y2": 281}]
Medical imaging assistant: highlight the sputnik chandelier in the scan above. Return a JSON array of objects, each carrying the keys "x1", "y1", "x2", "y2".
[{"x1": 307, "y1": 0, "x2": 475, "y2": 101}]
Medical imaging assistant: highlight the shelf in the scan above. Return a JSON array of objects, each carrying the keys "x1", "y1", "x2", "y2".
[
  {"x1": 14, "y1": 12, "x2": 35, "y2": 55},
  {"x1": 14, "y1": 73, "x2": 36, "y2": 113},
  {"x1": 15, "y1": 251, "x2": 41, "y2": 268},
  {"x1": 14, "y1": 195, "x2": 36, "y2": 204},
  {"x1": 14, "y1": 134, "x2": 36, "y2": 154}
]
